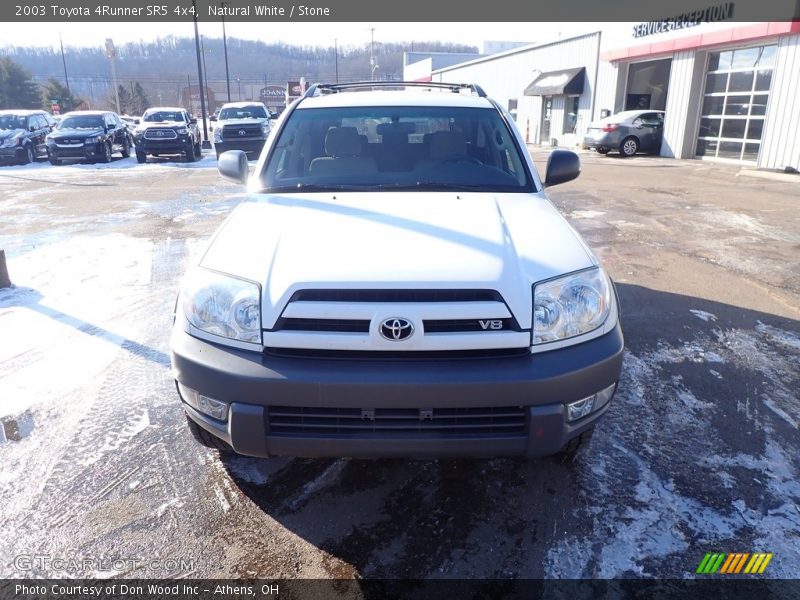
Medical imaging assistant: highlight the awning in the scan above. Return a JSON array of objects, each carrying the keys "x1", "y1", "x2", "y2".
[{"x1": 524, "y1": 67, "x2": 586, "y2": 96}]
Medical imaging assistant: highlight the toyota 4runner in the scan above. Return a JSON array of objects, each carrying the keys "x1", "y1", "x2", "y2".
[
  {"x1": 171, "y1": 82, "x2": 623, "y2": 459},
  {"x1": 133, "y1": 107, "x2": 201, "y2": 163}
]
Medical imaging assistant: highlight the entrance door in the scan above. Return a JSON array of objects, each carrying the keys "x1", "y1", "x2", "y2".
[{"x1": 541, "y1": 96, "x2": 553, "y2": 143}]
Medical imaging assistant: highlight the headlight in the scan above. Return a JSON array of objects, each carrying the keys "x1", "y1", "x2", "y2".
[
  {"x1": 181, "y1": 268, "x2": 261, "y2": 344},
  {"x1": 213, "y1": 129, "x2": 222, "y2": 142},
  {"x1": 85, "y1": 136, "x2": 102, "y2": 144},
  {"x1": 532, "y1": 267, "x2": 611, "y2": 345},
  {"x1": 176, "y1": 127, "x2": 189, "y2": 134},
  {"x1": 261, "y1": 123, "x2": 269, "y2": 137}
]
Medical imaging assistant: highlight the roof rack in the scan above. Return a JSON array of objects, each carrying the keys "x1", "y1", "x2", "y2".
[{"x1": 303, "y1": 81, "x2": 487, "y2": 99}]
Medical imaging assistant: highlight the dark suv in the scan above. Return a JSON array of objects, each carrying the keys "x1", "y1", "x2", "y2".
[
  {"x1": 0, "y1": 110, "x2": 54, "y2": 165},
  {"x1": 46, "y1": 111, "x2": 133, "y2": 165},
  {"x1": 132, "y1": 107, "x2": 201, "y2": 163}
]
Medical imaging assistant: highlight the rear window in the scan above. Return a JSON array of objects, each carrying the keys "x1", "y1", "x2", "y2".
[{"x1": 260, "y1": 105, "x2": 534, "y2": 193}]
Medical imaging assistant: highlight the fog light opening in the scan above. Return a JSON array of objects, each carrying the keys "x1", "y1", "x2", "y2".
[
  {"x1": 567, "y1": 395, "x2": 595, "y2": 422},
  {"x1": 178, "y1": 382, "x2": 229, "y2": 421}
]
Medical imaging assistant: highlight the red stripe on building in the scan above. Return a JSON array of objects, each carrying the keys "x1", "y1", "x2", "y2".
[{"x1": 600, "y1": 21, "x2": 800, "y2": 61}]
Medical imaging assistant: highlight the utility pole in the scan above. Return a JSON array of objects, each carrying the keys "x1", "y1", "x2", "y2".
[
  {"x1": 59, "y1": 34, "x2": 71, "y2": 100},
  {"x1": 334, "y1": 38, "x2": 339, "y2": 83},
  {"x1": 105, "y1": 38, "x2": 121, "y2": 114},
  {"x1": 187, "y1": 74, "x2": 193, "y2": 115},
  {"x1": 369, "y1": 28, "x2": 379, "y2": 81},
  {"x1": 192, "y1": 0, "x2": 211, "y2": 148},
  {"x1": 200, "y1": 34, "x2": 212, "y2": 114},
  {"x1": 221, "y1": 1, "x2": 231, "y2": 102}
]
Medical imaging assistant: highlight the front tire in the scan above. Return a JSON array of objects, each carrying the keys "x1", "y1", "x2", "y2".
[
  {"x1": 49, "y1": 157, "x2": 62, "y2": 166},
  {"x1": 185, "y1": 414, "x2": 233, "y2": 454},
  {"x1": 620, "y1": 137, "x2": 639, "y2": 157},
  {"x1": 99, "y1": 141, "x2": 112, "y2": 163},
  {"x1": 555, "y1": 428, "x2": 594, "y2": 459},
  {"x1": 20, "y1": 145, "x2": 34, "y2": 165},
  {"x1": 120, "y1": 137, "x2": 131, "y2": 158},
  {"x1": 135, "y1": 150, "x2": 147, "y2": 164},
  {"x1": 183, "y1": 142, "x2": 197, "y2": 162},
  {"x1": 597, "y1": 147, "x2": 610, "y2": 155}
]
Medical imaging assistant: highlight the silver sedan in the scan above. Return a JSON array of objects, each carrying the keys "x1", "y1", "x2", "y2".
[{"x1": 583, "y1": 110, "x2": 665, "y2": 157}]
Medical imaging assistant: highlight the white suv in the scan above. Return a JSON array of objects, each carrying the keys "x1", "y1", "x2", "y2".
[{"x1": 171, "y1": 82, "x2": 623, "y2": 459}]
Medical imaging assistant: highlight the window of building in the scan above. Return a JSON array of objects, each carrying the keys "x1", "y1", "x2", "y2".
[
  {"x1": 563, "y1": 96, "x2": 580, "y2": 134},
  {"x1": 696, "y1": 45, "x2": 776, "y2": 162}
]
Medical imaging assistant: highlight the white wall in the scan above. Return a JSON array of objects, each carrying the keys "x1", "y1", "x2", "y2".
[
  {"x1": 661, "y1": 50, "x2": 698, "y2": 158},
  {"x1": 760, "y1": 34, "x2": 800, "y2": 171},
  {"x1": 432, "y1": 32, "x2": 601, "y2": 148}
]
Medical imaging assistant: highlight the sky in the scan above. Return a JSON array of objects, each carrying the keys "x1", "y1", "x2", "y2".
[{"x1": 0, "y1": 22, "x2": 598, "y2": 51}]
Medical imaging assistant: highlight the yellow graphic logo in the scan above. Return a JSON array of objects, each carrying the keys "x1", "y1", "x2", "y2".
[{"x1": 696, "y1": 552, "x2": 773, "y2": 574}]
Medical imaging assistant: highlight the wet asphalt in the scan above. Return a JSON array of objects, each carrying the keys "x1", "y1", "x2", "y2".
[{"x1": 0, "y1": 149, "x2": 798, "y2": 579}]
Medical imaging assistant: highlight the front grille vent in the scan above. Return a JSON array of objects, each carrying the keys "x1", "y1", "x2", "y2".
[{"x1": 267, "y1": 405, "x2": 527, "y2": 437}]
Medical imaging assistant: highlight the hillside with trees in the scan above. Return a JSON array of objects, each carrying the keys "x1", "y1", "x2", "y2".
[{"x1": 2, "y1": 37, "x2": 476, "y2": 112}]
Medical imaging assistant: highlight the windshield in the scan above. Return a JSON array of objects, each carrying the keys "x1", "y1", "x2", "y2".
[
  {"x1": 260, "y1": 105, "x2": 534, "y2": 193},
  {"x1": 59, "y1": 115, "x2": 104, "y2": 129},
  {"x1": 143, "y1": 110, "x2": 183, "y2": 122},
  {"x1": 219, "y1": 106, "x2": 268, "y2": 120},
  {"x1": 0, "y1": 115, "x2": 26, "y2": 130}
]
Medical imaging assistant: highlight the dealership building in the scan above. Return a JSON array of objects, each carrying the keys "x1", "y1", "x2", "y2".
[{"x1": 407, "y1": 19, "x2": 800, "y2": 171}]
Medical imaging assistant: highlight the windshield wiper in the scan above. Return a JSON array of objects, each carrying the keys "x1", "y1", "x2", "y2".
[
  {"x1": 264, "y1": 183, "x2": 373, "y2": 193},
  {"x1": 370, "y1": 182, "x2": 489, "y2": 192}
]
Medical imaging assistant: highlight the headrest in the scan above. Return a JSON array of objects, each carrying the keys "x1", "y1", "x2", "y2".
[
  {"x1": 325, "y1": 127, "x2": 361, "y2": 157},
  {"x1": 429, "y1": 131, "x2": 467, "y2": 159}
]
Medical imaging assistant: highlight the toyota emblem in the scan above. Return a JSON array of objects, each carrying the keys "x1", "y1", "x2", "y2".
[
  {"x1": 379, "y1": 318, "x2": 414, "y2": 341},
  {"x1": 238, "y1": 129, "x2": 247, "y2": 136}
]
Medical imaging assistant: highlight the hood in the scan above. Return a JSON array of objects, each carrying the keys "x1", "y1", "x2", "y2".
[
  {"x1": 0, "y1": 129, "x2": 24, "y2": 141},
  {"x1": 50, "y1": 128, "x2": 104, "y2": 139},
  {"x1": 217, "y1": 118, "x2": 268, "y2": 127},
  {"x1": 199, "y1": 192, "x2": 594, "y2": 328},
  {"x1": 137, "y1": 121, "x2": 185, "y2": 130}
]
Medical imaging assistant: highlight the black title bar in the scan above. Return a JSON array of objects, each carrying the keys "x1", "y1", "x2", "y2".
[{"x1": 3, "y1": 0, "x2": 800, "y2": 22}]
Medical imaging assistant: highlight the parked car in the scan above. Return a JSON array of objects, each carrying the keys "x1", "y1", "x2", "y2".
[
  {"x1": 46, "y1": 110, "x2": 133, "y2": 165},
  {"x1": 132, "y1": 107, "x2": 201, "y2": 163},
  {"x1": 0, "y1": 110, "x2": 55, "y2": 165},
  {"x1": 212, "y1": 101, "x2": 271, "y2": 158},
  {"x1": 583, "y1": 110, "x2": 665, "y2": 157},
  {"x1": 171, "y1": 81, "x2": 623, "y2": 460},
  {"x1": 120, "y1": 115, "x2": 141, "y2": 126}
]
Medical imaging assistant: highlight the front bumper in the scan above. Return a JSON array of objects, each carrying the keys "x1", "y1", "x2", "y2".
[
  {"x1": 0, "y1": 146, "x2": 25, "y2": 162},
  {"x1": 214, "y1": 139, "x2": 266, "y2": 155},
  {"x1": 47, "y1": 143, "x2": 102, "y2": 161},
  {"x1": 137, "y1": 136, "x2": 192, "y2": 155},
  {"x1": 171, "y1": 323, "x2": 624, "y2": 458}
]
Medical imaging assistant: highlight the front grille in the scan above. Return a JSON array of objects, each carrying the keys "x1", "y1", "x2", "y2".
[
  {"x1": 263, "y1": 347, "x2": 530, "y2": 360},
  {"x1": 279, "y1": 318, "x2": 370, "y2": 333},
  {"x1": 222, "y1": 124, "x2": 262, "y2": 139},
  {"x1": 423, "y1": 318, "x2": 519, "y2": 333},
  {"x1": 288, "y1": 289, "x2": 503, "y2": 303},
  {"x1": 144, "y1": 129, "x2": 177, "y2": 140},
  {"x1": 267, "y1": 405, "x2": 527, "y2": 437}
]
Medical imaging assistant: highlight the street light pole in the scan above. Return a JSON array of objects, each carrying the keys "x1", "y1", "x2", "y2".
[
  {"x1": 191, "y1": 0, "x2": 211, "y2": 148},
  {"x1": 59, "y1": 33, "x2": 71, "y2": 100},
  {"x1": 221, "y1": 1, "x2": 231, "y2": 102},
  {"x1": 334, "y1": 38, "x2": 339, "y2": 83},
  {"x1": 200, "y1": 34, "x2": 212, "y2": 115},
  {"x1": 236, "y1": 77, "x2": 241, "y2": 101},
  {"x1": 105, "y1": 38, "x2": 121, "y2": 114}
]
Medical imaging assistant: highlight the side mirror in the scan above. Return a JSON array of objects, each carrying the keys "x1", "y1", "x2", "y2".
[
  {"x1": 218, "y1": 150, "x2": 249, "y2": 185},
  {"x1": 134, "y1": 118, "x2": 140, "y2": 125},
  {"x1": 189, "y1": 118, "x2": 197, "y2": 124},
  {"x1": 544, "y1": 149, "x2": 580, "y2": 187},
  {"x1": 30, "y1": 126, "x2": 36, "y2": 132},
  {"x1": 210, "y1": 115, "x2": 217, "y2": 122}
]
